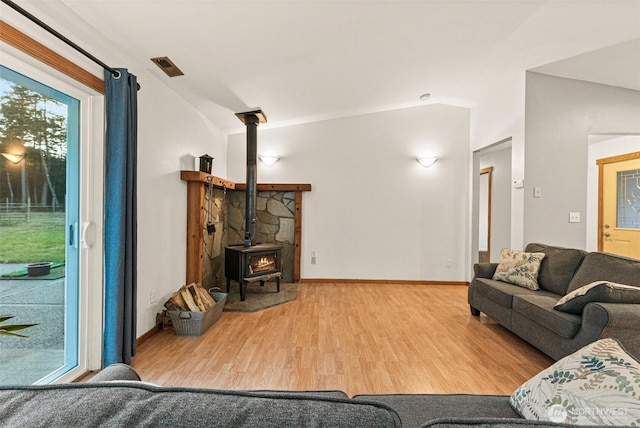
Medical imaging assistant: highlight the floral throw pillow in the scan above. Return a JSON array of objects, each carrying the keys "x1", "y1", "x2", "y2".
[
  {"x1": 510, "y1": 338, "x2": 640, "y2": 426},
  {"x1": 492, "y1": 248, "x2": 545, "y2": 290},
  {"x1": 555, "y1": 281, "x2": 640, "y2": 314}
]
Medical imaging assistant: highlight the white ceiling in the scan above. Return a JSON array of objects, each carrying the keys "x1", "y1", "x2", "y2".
[{"x1": 26, "y1": 1, "x2": 640, "y2": 134}]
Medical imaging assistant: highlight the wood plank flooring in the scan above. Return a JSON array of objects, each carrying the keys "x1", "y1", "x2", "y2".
[{"x1": 131, "y1": 282, "x2": 553, "y2": 397}]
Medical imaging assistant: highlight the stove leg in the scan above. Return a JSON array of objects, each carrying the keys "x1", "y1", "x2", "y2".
[
  {"x1": 276, "y1": 277, "x2": 281, "y2": 293},
  {"x1": 240, "y1": 281, "x2": 247, "y2": 301},
  {"x1": 226, "y1": 278, "x2": 231, "y2": 293}
]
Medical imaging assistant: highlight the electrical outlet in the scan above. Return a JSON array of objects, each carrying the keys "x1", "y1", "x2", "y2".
[
  {"x1": 446, "y1": 258, "x2": 453, "y2": 268},
  {"x1": 150, "y1": 289, "x2": 158, "y2": 304},
  {"x1": 533, "y1": 186, "x2": 542, "y2": 198},
  {"x1": 311, "y1": 250, "x2": 317, "y2": 265},
  {"x1": 569, "y1": 212, "x2": 580, "y2": 223}
]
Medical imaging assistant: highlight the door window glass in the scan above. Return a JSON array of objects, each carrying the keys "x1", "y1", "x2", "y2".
[
  {"x1": 617, "y1": 169, "x2": 640, "y2": 229},
  {"x1": 0, "y1": 64, "x2": 79, "y2": 384}
]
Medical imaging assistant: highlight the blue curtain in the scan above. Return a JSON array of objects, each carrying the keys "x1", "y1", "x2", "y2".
[{"x1": 103, "y1": 68, "x2": 138, "y2": 366}]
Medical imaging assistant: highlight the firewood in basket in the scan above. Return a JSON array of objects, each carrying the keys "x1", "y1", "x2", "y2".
[
  {"x1": 187, "y1": 283, "x2": 206, "y2": 311},
  {"x1": 198, "y1": 285, "x2": 217, "y2": 306},
  {"x1": 164, "y1": 297, "x2": 183, "y2": 311},
  {"x1": 196, "y1": 286, "x2": 214, "y2": 310},
  {"x1": 180, "y1": 287, "x2": 201, "y2": 312},
  {"x1": 172, "y1": 291, "x2": 189, "y2": 311},
  {"x1": 205, "y1": 288, "x2": 217, "y2": 306}
]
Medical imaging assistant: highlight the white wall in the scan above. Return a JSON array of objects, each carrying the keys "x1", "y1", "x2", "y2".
[
  {"x1": 470, "y1": 74, "x2": 526, "y2": 255},
  {"x1": 135, "y1": 78, "x2": 227, "y2": 334},
  {"x1": 524, "y1": 72, "x2": 640, "y2": 249},
  {"x1": 2, "y1": 2, "x2": 230, "y2": 337},
  {"x1": 228, "y1": 104, "x2": 471, "y2": 281}
]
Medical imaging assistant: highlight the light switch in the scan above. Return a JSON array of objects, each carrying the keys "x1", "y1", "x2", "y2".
[
  {"x1": 569, "y1": 212, "x2": 580, "y2": 223},
  {"x1": 512, "y1": 179, "x2": 524, "y2": 189}
]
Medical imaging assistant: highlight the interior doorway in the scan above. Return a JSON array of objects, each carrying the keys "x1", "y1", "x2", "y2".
[
  {"x1": 479, "y1": 167, "x2": 493, "y2": 262},
  {"x1": 472, "y1": 138, "x2": 511, "y2": 264},
  {"x1": 597, "y1": 152, "x2": 640, "y2": 259}
]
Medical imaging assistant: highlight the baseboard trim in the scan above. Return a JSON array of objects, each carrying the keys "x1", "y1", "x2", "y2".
[
  {"x1": 136, "y1": 323, "x2": 162, "y2": 347},
  {"x1": 300, "y1": 278, "x2": 469, "y2": 286}
]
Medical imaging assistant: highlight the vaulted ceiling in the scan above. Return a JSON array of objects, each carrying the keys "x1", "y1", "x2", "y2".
[{"x1": 19, "y1": 1, "x2": 640, "y2": 134}]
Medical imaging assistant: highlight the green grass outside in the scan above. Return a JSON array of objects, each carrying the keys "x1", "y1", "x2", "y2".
[{"x1": 0, "y1": 212, "x2": 66, "y2": 263}]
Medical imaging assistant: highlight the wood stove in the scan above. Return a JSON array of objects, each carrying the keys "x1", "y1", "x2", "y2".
[
  {"x1": 225, "y1": 243, "x2": 282, "y2": 301},
  {"x1": 225, "y1": 109, "x2": 283, "y2": 301}
]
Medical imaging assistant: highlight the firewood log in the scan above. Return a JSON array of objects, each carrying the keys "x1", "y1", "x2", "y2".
[
  {"x1": 187, "y1": 283, "x2": 206, "y2": 311},
  {"x1": 195, "y1": 286, "x2": 214, "y2": 310},
  {"x1": 171, "y1": 290, "x2": 189, "y2": 311},
  {"x1": 164, "y1": 297, "x2": 183, "y2": 311},
  {"x1": 180, "y1": 287, "x2": 201, "y2": 312},
  {"x1": 198, "y1": 285, "x2": 217, "y2": 307}
]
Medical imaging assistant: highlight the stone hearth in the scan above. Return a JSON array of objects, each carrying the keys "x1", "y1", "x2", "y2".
[{"x1": 202, "y1": 189, "x2": 296, "y2": 290}]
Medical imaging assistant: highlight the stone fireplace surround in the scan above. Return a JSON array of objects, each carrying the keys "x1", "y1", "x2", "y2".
[{"x1": 180, "y1": 171, "x2": 311, "y2": 291}]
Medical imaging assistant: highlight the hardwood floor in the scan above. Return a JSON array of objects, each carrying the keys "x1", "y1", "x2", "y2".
[{"x1": 131, "y1": 282, "x2": 553, "y2": 397}]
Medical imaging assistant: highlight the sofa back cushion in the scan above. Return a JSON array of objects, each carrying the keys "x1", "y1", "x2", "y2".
[
  {"x1": 524, "y1": 243, "x2": 586, "y2": 296},
  {"x1": 567, "y1": 251, "x2": 640, "y2": 294},
  {"x1": 0, "y1": 383, "x2": 401, "y2": 428}
]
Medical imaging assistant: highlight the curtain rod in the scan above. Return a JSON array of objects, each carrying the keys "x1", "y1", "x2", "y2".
[{"x1": 1, "y1": 0, "x2": 141, "y2": 90}]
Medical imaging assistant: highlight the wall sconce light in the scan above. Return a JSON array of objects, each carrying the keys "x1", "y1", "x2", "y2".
[
  {"x1": 1, "y1": 152, "x2": 26, "y2": 164},
  {"x1": 259, "y1": 155, "x2": 280, "y2": 167},
  {"x1": 416, "y1": 156, "x2": 438, "y2": 168}
]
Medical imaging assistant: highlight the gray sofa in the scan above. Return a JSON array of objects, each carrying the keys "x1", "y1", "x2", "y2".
[
  {"x1": 468, "y1": 243, "x2": 640, "y2": 360},
  {"x1": 0, "y1": 363, "x2": 601, "y2": 427}
]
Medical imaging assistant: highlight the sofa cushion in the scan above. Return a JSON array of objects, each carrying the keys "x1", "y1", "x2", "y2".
[
  {"x1": 525, "y1": 243, "x2": 587, "y2": 296},
  {"x1": 474, "y1": 278, "x2": 556, "y2": 309},
  {"x1": 512, "y1": 295, "x2": 581, "y2": 339},
  {"x1": 554, "y1": 281, "x2": 640, "y2": 314},
  {"x1": 0, "y1": 383, "x2": 401, "y2": 427},
  {"x1": 510, "y1": 338, "x2": 640, "y2": 426},
  {"x1": 567, "y1": 251, "x2": 640, "y2": 294},
  {"x1": 493, "y1": 249, "x2": 546, "y2": 290},
  {"x1": 354, "y1": 393, "x2": 518, "y2": 428}
]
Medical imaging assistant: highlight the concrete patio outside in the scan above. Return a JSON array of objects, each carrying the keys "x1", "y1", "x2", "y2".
[{"x1": 0, "y1": 263, "x2": 65, "y2": 384}]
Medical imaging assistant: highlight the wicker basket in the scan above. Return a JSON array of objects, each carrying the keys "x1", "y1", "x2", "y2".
[{"x1": 167, "y1": 292, "x2": 227, "y2": 336}]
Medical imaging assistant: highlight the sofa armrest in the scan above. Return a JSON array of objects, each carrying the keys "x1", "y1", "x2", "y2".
[
  {"x1": 473, "y1": 263, "x2": 498, "y2": 279},
  {"x1": 590, "y1": 302, "x2": 640, "y2": 329},
  {"x1": 580, "y1": 302, "x2": 640, "y2": 359},
  {"x1": 87, "y1": 363, "x2": 142, "y2": 382}
]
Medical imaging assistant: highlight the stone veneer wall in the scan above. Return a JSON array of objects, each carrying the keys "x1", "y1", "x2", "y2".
[
  {"x1": 202, "y1": 187, "x2": 227, "y2": 291},
  {"x1": 202, "y1": 188, "x2": 295, "y2": 290}
]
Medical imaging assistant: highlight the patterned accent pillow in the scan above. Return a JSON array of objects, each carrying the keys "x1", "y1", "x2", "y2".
[
  {"x1": 555, "y1": 281, "x2": 640, "y2": 314},
  {"x1": 510, "y1": 338, "x2": 640, "y2": 426},
  {"x1": 492, "y1": 248, "x2": 545, "y2": 290}
]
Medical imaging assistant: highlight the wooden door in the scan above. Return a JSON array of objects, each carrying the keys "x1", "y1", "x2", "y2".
[{"x1": 598, "y1": 152, "x2": 640, "y2": 258}]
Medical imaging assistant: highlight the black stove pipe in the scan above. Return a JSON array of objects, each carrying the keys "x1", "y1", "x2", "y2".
[{"x1": 244, "y1": 113, "x2": 259, "y2": 247}]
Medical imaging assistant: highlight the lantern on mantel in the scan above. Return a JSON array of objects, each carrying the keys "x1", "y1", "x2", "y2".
[{"x1": 199, "y1": 154, "x2": 213, "y2": 174}]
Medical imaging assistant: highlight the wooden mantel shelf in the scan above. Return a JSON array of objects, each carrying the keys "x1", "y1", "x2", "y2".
[
  {"x1": 180, "y1": 170, "x2": 311, "y2": 192},
  {"x1": 180, "y1": 170, "x2": 311, "y2": 285},
  {"x1": 235, "y1": 183, "x2": 312, "y2": 192},
  {"x1": 180, "y1": 170, "x2": 236, "y2": 189}
]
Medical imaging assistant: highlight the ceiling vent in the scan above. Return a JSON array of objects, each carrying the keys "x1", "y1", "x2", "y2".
[{"x1": 150, "y1": 56, "x2": 184, "y2": 77}]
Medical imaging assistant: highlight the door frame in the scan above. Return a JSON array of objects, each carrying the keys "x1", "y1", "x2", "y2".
[
  {"x1": 1, "y1": 50, "x2": 104, "y2": 382},
  {"x1": 596, "y1": 151, "x2": 640, "y2": 251}
]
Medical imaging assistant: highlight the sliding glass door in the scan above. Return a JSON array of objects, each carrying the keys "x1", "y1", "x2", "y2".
[{"x1": 0, "y1": 64, "x2": 80, "y2": 384}]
